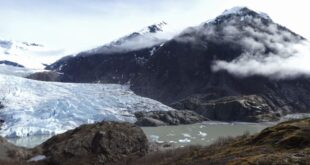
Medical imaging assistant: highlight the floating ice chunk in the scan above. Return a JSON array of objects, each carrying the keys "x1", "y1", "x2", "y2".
[
  {"x1": 149, "y1": 135, "x2": 164, "y2": 143},
  {"x1": 198, "y1": 131, "x2": 207, "y2": 137},
  {"x1": 28, "y1": 155, "x2": 46, "y2": 162},
  {"x1": 179, "y1": 138, "x2": 191, "y2": 143},
  {"x1": 149, "y1": 135, "x2": 160, "y2": 142},
  {"x1": 182, "y1": 133, "x2": 191, "y2": 138}
]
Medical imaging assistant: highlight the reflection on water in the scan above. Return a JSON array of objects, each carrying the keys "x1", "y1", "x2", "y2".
[
  {"x1": 142, "y1": 121, "x2": 272, "y2": 147},
  {"x1": 7, "y1": 135, "x2": 53, "y2": 148}
]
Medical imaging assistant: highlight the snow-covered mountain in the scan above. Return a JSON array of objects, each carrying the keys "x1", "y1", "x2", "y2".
[
  {"x1": 46, "y1": 22, "x2": 171, "y2": 81},
  {"x1": 47, "y1": 7, "x2": 310, "y2": 122},
  {"x1": 83, "y1": 21, "x2": 169, "y2": 55},
  {"x1": 0, "y1": 73, "x2": 173, "y2": 138},
  {"x1": 0, "y1": 39, "x2": 66, "y2": 69}
]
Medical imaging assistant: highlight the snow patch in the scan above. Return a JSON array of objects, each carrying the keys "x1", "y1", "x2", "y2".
[
  {"x1": 221, "y1": 6, "x2": 271, "y2": 20},
  {"x1": 0, "y1": 39, "x2": 66, "y2": 69}
]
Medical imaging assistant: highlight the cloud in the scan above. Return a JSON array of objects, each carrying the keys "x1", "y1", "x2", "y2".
[
  {"x1": 210, "y1": 16, "x2": 310, "y2": 79},
  {"x1": 213, "y1": 41, "x2": 310, "y2": 79},
  {"x1": 175, "y1": 12, "x2": 310, "y2": 79}
]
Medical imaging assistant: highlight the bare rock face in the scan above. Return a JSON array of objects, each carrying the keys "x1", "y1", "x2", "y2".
[
  {"x1": 134, "y1": 110, "x2": 206, "y2": 126},
  {"x1": 0, "y1": 102, "x2": 3, "y2": 109},
  {"x1": 26, "y1": 71, "x2": 62, "y2": 82},
  {"x1": 0, "y1": 102, "x2": 4, "y2": 129},
  {"x1": 172, "y1": 95, "x2": 279, "y2": 122},
  {"x1": 37, "y1": 122, "x2": 148, "y2": 165}
]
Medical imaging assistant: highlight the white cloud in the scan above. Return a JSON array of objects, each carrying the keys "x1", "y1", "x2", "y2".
[
  {"x1": 213, "y1": 41, "x2": 310, "y2": 79},
  {"x1": 209, "y1": 14, "x2": 310, "y2": 79}
]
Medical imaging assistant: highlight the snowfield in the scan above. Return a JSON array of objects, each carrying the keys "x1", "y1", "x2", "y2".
[
  {"x1": 0, "y1": 74, "x2": 174, "y2": 138},
  {"x1": 0, "y1": 64, "x2": 44, "y2": 77},
  {"x1": 0, "y1": 39, "x2": 66, "y2": 69}
]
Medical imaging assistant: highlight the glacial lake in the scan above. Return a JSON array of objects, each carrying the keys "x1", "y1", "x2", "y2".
[
  {"x1": 6, "y1": 113, "x2": 310, "y2": 148},
  {"x1": 7, "y1": 121, "x2": 272, "y2": 148}
]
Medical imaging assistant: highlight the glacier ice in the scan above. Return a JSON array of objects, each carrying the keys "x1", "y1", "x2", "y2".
[{"x1": 0, "y1": 74, "x2": 173, "y2": 138}]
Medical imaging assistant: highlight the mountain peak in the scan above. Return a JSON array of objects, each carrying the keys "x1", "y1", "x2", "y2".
[
  {"x1": 220, "y1": 6, "x2": 271, "y2": 20},
  {"x1": 139, "y1": 21, "x2": 168, "y2": 34}
]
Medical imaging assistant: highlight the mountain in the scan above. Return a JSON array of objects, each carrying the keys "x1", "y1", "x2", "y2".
[
  {"x1": 0, "y1": 73, "x2": 173, "y2": 138},
  {"x1": 46, "y1": 22, "x2": 169, "y2": 83},
  {"x1": 47, "y1": 7, "x2": 310, "y2": 121},
  {"x1": 0, "y1": 38, "x2": 66, "y2": 69},
  {"x1": 85, "y1": 21, "x2": 168, "y2": 54}
]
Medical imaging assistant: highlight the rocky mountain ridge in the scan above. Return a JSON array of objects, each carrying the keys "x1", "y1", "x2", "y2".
[{"x1": 45, "y1": 7, "x2": 310, "y2": 122}]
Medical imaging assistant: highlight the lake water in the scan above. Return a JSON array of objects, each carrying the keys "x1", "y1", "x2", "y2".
[
  {"x1": 7, "y1": 121, "x2": 272, "y2": 148},
  {"x1": 6, "y1": 113, "x2": 309, "y2": 148},
  {"x1": 142, "y1": 121, "x2": 272, "y2": 147}
]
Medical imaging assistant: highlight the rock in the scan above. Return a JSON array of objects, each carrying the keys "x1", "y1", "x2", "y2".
[
  {"x1": 250, "y1": 118, "x2": 310, "y2": 149},
  {"x1": 134, "y1": 110, "x2": 206, "y2": 126},
  {"x1": 172, "y1": 95, "x2": 279, "y2": 122},
  {"x1": 0, "y1": 60, "x2": 24, "y2": 68},
  {"x1": 0, "y1": 137, "x2": 29, "y2": 162},
  {"x1": 0, "y1": 102, "x2": 3, "y2": 129},
  {"x1": 26, "y1": 71, "x2": 62, "y2": 82},
  {"x1": 0, "y1": 120, "x2": 4, "y2": 130},
  {"x1": 135, "y1": 117, "x2": 166, "y2": 127},
  {"x1": 36, "y1": 121, "x2": 148, "y2": 165},
  {"x1": 148, "y1": 142, "x2": 176, "y2": 152}
]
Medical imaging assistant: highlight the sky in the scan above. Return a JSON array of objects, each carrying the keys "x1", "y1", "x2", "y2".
[{"x1": 0, "y1": 0, "x2": 309, "y2": 54}]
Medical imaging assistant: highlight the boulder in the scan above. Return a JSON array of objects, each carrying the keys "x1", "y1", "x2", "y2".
[
  {"x1": 134, "y1": 110, "x2": 206, "y2": 126},
  {"x1": 37, "y1": 121, "x2": 148, "y2": 165},
  {"x1": 0, "y1": 137, "x2": 29, "y2": 162}
]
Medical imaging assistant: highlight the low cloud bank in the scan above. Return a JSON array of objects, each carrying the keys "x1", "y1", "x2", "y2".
[{"x1": 177, "y1": 14, "x2": 310, "y2": 79}]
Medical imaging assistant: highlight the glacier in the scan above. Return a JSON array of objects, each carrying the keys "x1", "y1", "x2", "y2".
[{"x1": 0, "y1": 74, "x2": 174, "y2": 138}]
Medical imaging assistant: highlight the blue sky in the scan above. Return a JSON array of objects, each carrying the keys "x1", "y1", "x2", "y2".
[{"x1": 0, "y1": 0, "x2": 309, "y2": 53}]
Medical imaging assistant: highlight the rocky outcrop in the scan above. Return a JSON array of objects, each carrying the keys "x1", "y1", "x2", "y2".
[
  {"x1": 26, "y1": 71, "x2": 62, "y2": 82},
  {"x1": 0, "y1": 60, "x2": 24, "y2": 68},
  {"x1": 250, "y1": 118, "x2": 310, "y2": 149},
  {"x1": 172, "y1": 95, "x2": 280, "y2": 122},
  {"x1": 134, "y1": 110, "x2": 206, "y2": 126},
  {"x1": 0, "y1": 137, "x2": 29, "y2": 163},
  {"x1": 36, "y1": 121, "x2": 148, "y2": 165}
]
